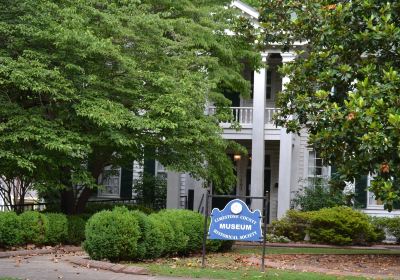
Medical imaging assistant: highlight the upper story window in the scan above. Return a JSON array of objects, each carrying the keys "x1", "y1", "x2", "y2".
[
  {"x1": 307, "y1": 150, "x2": 330, "y2": 187},
  {"x1": 98, "y1": 166, "x2": 121, "y2": 197},
  {"x1": 266, "y1": 69, "x2": 272, "y2": 100}
]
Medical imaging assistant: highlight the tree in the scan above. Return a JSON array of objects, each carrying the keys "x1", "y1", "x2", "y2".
[
  {"x1": 259, "y1": 0, "x2": 400, "y2": 210},
  {"x1": 0, "y1": 0, "x2": 260, "y2": 213}
]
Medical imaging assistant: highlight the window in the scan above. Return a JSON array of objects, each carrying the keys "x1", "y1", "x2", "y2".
[
  {"x1": 155, "y1": 161, "x2": 167, "y2": 179},
  {"x1": 266, "y1": 69, "x2": 272, "y2": 100},
  {"x1": 307, "y1": 150, "x2": 330, "y2": 187},
  {"x1": 367, "y1": 174, "x2": 383, "y2": 209},
  {"x1": 98, "y1": 167, "x2": 121, "y2": 197}
]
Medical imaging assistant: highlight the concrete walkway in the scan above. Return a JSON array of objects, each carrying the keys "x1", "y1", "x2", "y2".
[{"x1": 0, "y1": 254, "x2": 210, "y2": 280}]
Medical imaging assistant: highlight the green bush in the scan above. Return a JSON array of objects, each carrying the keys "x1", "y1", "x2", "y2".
[
  {"x1": 84, "y1": 202, "x2": 154, "y2": 215},
  {"x1": 386, "y1": 217, "x2": 400, "y2": 243},
  {"x1": 308, "y1": 206, "x2": 377, "y2": 245},
  {"x1": 154, "y1": 210, "x2": 188, "y2": 254},
  {"x1": 83, "y1": 207, "x2": 140, "y2": 261},
  {"x1": 19, "y1": 211, "x2": 49, "y2": 245},
  {"x1": 0, "y1": 212, "x2": 23, "y2": 247},
  {"x1": 149, "y1": 213, "x2": 175, "y2": 255},
  {"x1": 162, "y1": 209, "x2": 203, "y2": 254},
  {"x1": 368, "y1": 216, "x2": 387, "y2": 243},
  {"x1": 270, "y1": 210, "x2": 312, "y2": 242},
  {"x1": 67, "y1": 215, "x2": 89, "y2": 245},
  {"x1": 45, "y1": 213, "x2": 68, "y2": 245},
  {"x1": 130, "y1": 210, "x2": 165, "y2": 259}
]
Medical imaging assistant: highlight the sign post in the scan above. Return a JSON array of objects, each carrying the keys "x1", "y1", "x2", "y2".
[{"x1": 201, "y1": 193, "x2": 269, "y2": 272}]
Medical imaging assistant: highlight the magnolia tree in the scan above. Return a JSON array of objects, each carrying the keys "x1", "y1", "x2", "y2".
[
  {"x1": 259, "y1": 0, "x2": 400, "y2": 210},
  {"x1": 0, "y1": 0, "x2": 260, "y2": 213}
]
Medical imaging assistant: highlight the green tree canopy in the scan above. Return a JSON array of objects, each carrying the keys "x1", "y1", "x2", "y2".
[
  {"x1": 259, "y1": 0, "x2": 400, "y2": 210},
  {"x1": 0, "y1": 0, "x2": 260, "y2": 212}
]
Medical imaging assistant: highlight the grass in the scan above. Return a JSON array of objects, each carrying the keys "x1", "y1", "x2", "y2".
[
  {"x1": 235, "y1": 246, "x2": 400, "y2": 255},
  {"x1": 146, "y1": 264, "x2": 363, "y2": 280},
  {"x1": 131, "y1": 246, "x2": 399, "y2": 280},
  {"x1": 0, "y1": 278, "x2": 20, "y2": 280},
  {"x1": 130, "y1": 246, "x2": 400, "y2": 280}
]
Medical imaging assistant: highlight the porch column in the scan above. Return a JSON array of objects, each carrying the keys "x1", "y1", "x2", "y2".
[
  {"x1": 250, "y1": 55, "x2": 267, "y2": 211},
  {"x1": 277, "y1": 52, "x2": 296, "y2": 219},
  {"x1": 166, "y1": 171, "x2": 180, "y2": 208}
]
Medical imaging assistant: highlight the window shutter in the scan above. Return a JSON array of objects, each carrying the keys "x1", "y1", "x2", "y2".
[
  {"x1": 354, "y1": 175, "x2": 368, "y2": 209},
  {"x1": 120, "y1": 165, "x2": 133, "y2": 199}
]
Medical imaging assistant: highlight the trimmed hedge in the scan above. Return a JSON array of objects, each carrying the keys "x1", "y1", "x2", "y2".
[
  {"x1": 272, "y1": 207, "x2": 383, "y2": 245},
  {"x1": 155, "y1": 210, "x2": 188, "y2": 254},
  {"x1": 83, "y1": 207, "x2": 140, "y2": 261},
  {"x1": 19, "y1": 211, "x2": 49, "y2": 245},
  {"x1": 66, "y1": 215, "x2": 89, "y2": 245},
  {"x1": 0, "y1": 212, "x2": 23, "y2": 247},
  {"x1": 45, "y1": 213, "x2": 68, "y2": 245},
  {"x1": 149, "y1": 213, "x2": 175, "y2": 254},
  {"x1": 308, "y1": 206, "x2": 378, "y2": 245}
]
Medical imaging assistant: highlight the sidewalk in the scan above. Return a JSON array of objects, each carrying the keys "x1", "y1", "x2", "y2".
[{"x1": 0, "y1": 254, "x2": 212, "y2": 280}]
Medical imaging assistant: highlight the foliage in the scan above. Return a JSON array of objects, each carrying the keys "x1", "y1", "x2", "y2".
[
  {"x1": 132, "y1": 172, "x2": 166, "y2": 210},
  {"x1": 155, "y1": 210, "x2": 189, "y2": 254},
  {"x1": 386, "y1": 217, "x2": 400, "y2": 243},
  {"x1": 0, "y1": 212, "x2": 23, "y2": 247},
  {"x1": 19, "y1": 211, "x2": 49, "y2": 245},
  {"x1": 149, "y1": 213, "x2": 176, "y2": 255},
  {"x1": 292, "y1": 182, "x2": 347, "y2": 211},
  {"x1": 259, "y1": 0, "x2": 400, "y2": 210},
  {"x1": 83, "y1": 202, "x2": 154, "y2": 215},
  {"x1": 0, "y1": 0, "x2": 260, "y2": 214},
  {"x1": 83, "y1": 208, "x2": 140, "y2": 261},
  {"x1": 45, "y1": 213, "x2": 68, "y2": 245},
  {"x1": 308, "y1": 207, "x2": 378, "y2": 245},
  {"x1": 66, "y1": 215, "x2": 88, "y2": 245},
  {"x1": 265, "y1": 234, "x2": 291, "y2": 243},
  {"x1": 242, "y1": 0, "x2": 261, "y2": 8},
  {"x1": 162, "y1": 209, "x2": 204, "y2": 254},
  {"x1": 270, "y1": 210, "x2": 312, "y2": 242},
  {"x1": 130, "y1": 210, "x2": 165, "y2": 259}
]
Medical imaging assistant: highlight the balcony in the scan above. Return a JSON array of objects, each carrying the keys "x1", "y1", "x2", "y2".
[{"x1": 207, "y1": 106, "x2": 280, "y2": 128}]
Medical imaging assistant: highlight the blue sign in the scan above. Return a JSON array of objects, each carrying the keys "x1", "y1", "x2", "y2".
[{"x1": 208, "y1": 199, "x2": 262, "y2": 242}]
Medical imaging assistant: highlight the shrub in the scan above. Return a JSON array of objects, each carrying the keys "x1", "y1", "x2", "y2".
[
  {"x1": 19, "y1": 211, "x2": 49, "y2": 245},
  {"x1": 45, "y1": 213, "x2": 68, "y2": 245},
  {"x1": 149, "y1": 213, "x2": 175, "y2": 255},
  {"x1": 67, "y1": 215, "x2": 89, "y2": 245},
  {"x1": 308, "y1": 206, "x2": 377, "y2": 245},
  {"x1": 266, "y1": 234, "x2": 291, "y2": 243},
  {"x1": 386, "y1": 217, "x2": 400, "y2": 243},
  {"x1": 130, "y1": 210, "x2": 165, "y2": 259},
  {"x1": 368, "y1": 216, "x2": 387, "y2": 243},
  {"x1": 0, "y1": 212, "x2": 23, "y2": 247},
  {"x1": 83, "y1": 207, "x2": 140, "y2": 261},
  {"x1": 84, "y1": 203, "x2": 154, "y2": 215},
  {"x1": 154, "y1": 210, "x2": 188, "y2": 254},
  {"x1": 291, "y1": 183, "x2": 346, "y2": 211},
  {"x1": 162, "y1": 209, "x2": 203, "y2": 254},
  {"x1": 270, "y1": 210, "x2": 312, "y2": 242}
]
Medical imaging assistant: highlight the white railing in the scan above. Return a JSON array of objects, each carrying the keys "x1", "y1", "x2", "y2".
[
  {"x1": 208, "y1": 106, "x2": 253, "y2": 124},
  {"x1": 265, "y1": 107, "x2": 280, "y2": 125},
  {"x1": 208, "y1": 106, "x2": 280, "y2": 126}
]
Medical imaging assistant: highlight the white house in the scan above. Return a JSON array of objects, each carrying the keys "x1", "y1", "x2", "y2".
[{"x1": 162, "y1": 0, "x2": 400, "y2": 221}]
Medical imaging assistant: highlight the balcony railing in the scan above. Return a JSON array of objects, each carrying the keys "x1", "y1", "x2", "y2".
[{"x1": 207, "y1": 106, "x2": 280, "y2": 126}]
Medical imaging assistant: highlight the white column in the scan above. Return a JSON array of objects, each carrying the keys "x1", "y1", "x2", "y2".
[
  {"x1": 250, "y1": 55, "x2": 267, "y2": 212},
  {"x1": 277, "y1": 52, "x2": 296, "y2": 219},
  {"x1": 166, "y1": 171, "x2": 180, "y2": 208}
]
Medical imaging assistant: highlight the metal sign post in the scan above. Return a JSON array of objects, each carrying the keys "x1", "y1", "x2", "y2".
[{"x1": 201, "y1": 193, "x2": 269, "y2": 272}]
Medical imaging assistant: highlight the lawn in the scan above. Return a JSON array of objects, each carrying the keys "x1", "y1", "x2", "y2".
[
  {"x1": 235, "y1": 246, "x2": 400, "y2": 255},
  {"x1": 131, "y1": 246, "x2": 400, "y2": 280}
]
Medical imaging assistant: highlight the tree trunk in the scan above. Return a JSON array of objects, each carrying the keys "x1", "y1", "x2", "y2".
[
  {"x1": 61, "y1": 188, "x2": 75, "y2": 214},
  {"x1": 75, "y1": 187, "x2": 94, "y2": 214}
]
